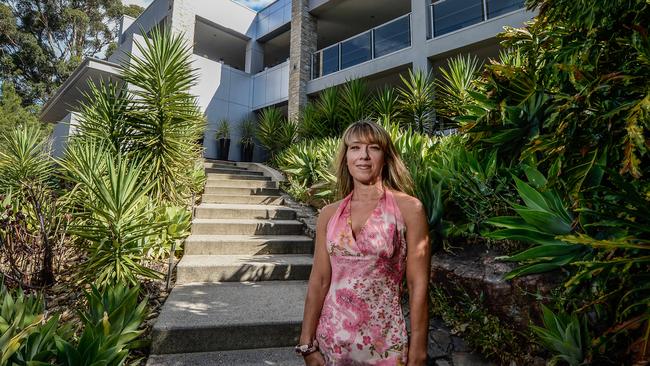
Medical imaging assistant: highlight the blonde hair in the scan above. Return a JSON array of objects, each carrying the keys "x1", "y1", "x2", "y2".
[{"x1": 334, "y1": 120, "x2": 414, "y2": 198}]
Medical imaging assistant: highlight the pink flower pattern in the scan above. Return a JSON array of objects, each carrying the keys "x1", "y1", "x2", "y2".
[{"x1": 316, "y1": 190, "x2": 408, "y2": 365}]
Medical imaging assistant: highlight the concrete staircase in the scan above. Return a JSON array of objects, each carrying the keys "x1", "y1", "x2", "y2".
[{"x1": 147, "y1": 160, "x2": 311, "y2": 366}]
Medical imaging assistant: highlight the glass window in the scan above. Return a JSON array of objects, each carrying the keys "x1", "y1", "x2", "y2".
[
  {"x1": 486, "y1": 0, "x2": 525, "y2": 18},
  {"x1": 374, "y1": 16, "x2": 411, "y2": 58},
  {"x1": 432, "y1": 0, "x2": 484, "y2": 37},
  {"x1": 322, "y1": 45, "x2": 339, "y2": 76},
  {"x1": 340, "y1": 32, "x2": 372, "y2": 69}
]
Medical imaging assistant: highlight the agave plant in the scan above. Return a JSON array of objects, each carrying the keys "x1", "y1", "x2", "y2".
[
  {"x1": 0, "y1": 125, "x2": 53, "y2": 196},
  {"x1": 57, "y1": 284, "x2": 147, "y2": 366},
  {"x1": 120, "y1": 26, "x2": 205, "y2": 204},
  {"x1": 297, "y1": 102, "x2": 330, "y2": 141},
  {"x1": 397, "y1": 69, "x2": 436, "y2": 134},
  {"x1": 0, "y1": 283, "x2": 65, "y2": 365}
]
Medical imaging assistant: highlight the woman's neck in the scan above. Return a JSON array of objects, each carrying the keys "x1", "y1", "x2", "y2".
[{"x1": 352, "y1": 180, "x2": 384, "y2": 201}]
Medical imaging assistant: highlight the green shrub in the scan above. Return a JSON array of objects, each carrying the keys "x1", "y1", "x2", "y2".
[
  {"x1": 530, "y1": 305, "x2": 588, "y2": 366},
  {"x1": 0, "y1": 282, "x2": 66, "y2": 365},
  {"x1": 60, "y1": 142, "x2": 164, "y2": 288},
  {"x1": 57, "y1": 284, "x2": 147, "y2": 366},
  {"x1": 256, "y1": 107, "x2": 296, "y2": 160}
]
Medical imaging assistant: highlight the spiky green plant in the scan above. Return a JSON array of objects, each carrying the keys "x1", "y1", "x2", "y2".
[
  {"x1": 339, "y1": 78, "x2": 370, "y2": 129},
  {"x1": 256, "y1": 107, "x2": 289, "y2": 160},
  {"x1": 434, "y1": 54, "x2": 482, "y2": 126},
  {"x1": 120, "y1": 27, "x2": 205, "y2": 204},
  {"x1": 372, "y1": 87, "x2": 401, "y2": 125},
  {"x1": 315, "y1": 87, "x2": 341, "y2": 134},
  {"x1": 76, "y1": 80, "x2": 132, "y2": 154},
  {"x1": 397, "y1": 69, "x2": 436, "y2": 134},
  {"x1": 60, "y1": 142, "x2": 164, "y2": 288}
]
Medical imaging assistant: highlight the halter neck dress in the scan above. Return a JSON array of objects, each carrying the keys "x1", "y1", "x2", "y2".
[{"x1": 316, "y1": 189, "x2": 408, "y2": 366}]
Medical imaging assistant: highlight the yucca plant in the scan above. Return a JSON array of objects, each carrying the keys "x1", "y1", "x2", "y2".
[
  {"x1": 120, "y1": 26, "x2": 205, "y2": 204},
  {"x1": 397, "y1": 69, "x2": 436, "y2": 134},
  {"x1": 339, "y1": 78, "x2": 370, "y2": 129},
  {"x1": 434, "y1": 54, "x2": 482, "y2": 127},
  {"x1": 60, "y1": 142, "x2": 164, "y2": 288},
  {"x1": 315, "y1": 86, "x2": 341, "y2": 134},
  {"x1": 0, "y1": 125, "x2": 58, "y2": 286},
  {"x1": 256, "y1": 107, "x2": 288, "y2": 160},
  {"x1": 75, "y1": 80, "x2": 132, "y2": 154},
  {"x1": 372, "y1": 87, "x2": 401, "y2": 125},
  {"x1": 57, "y1": 284, "x2": 147, "y2": 366},
  {"x1": 297, "y1": 102, "x2": 330, "y2": 140}
]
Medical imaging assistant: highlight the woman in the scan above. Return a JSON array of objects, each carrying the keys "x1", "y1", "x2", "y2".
[{"x1": 296, "y1": 120, "x2": 431, "y2": 366}]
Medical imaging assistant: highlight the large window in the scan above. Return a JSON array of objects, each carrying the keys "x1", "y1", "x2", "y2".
[{"x1": 340, "y1": 32, "x2": 372, "y2": 69}]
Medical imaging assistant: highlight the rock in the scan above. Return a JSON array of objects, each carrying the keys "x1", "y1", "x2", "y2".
[
  {"x1": 428, "y1": 329, "x2": 452, "y2": 358},
  {"x1": 452, "y1": 352, "x2": 495, "y2": 366},
  {"x1": 435, "y1": 360, "x2": 451, "y2": 366},
  {"x1": 430, "y1": 245, "x2": 560, "y2": 328}
]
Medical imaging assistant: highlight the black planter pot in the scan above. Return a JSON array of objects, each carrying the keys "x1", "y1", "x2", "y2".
[
  {"x1": 241, "y1": 142, "x2": 254, "y2": 162},
  {"x1": 217, "y1": 138, "x2": 230, "y2": 160}
]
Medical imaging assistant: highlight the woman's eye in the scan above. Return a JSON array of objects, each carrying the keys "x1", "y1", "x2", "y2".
[{"x1": 349, "y1": 146, "x2": 359, "y2": 150}]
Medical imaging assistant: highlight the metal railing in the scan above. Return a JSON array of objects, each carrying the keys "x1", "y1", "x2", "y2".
[
  {"x1": 311, "y1": 13, "x2": 411, "y2": 79},
  {"x1": 429, "y1": 0, "x2": 525, "y2": 38}
]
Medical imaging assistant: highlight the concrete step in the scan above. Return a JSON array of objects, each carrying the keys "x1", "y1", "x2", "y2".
[
  {"x1": 203, "y1": 162, "x2": 249, "y2": 170},
  {"x1": 203, "y1": 186, "x2": 280, "y2": 196},
  {"x1": 205, "y1": 179, "x2": 277, "y2": 189},
  {"x1": 151, "y1": 281, "x2": 306, "y2": 354},
  {"x1": 191, "y1": 218, "x2": 303, "y2": 236},
  {"x1": 204, "y1": 159, "x2": 236, "y2": 166},
  {"x1": 205, "y1": 168, "x2": 264, "y2": 176},
  {"x1": 201, "y1": 194, "x2": 284, "y2": 205},
  {"x1": 176, "y1": 254, "x2": 313, "y2": 283},
  {"x1": 146, "y1": 347, "x2": 303, "y2": 366},
  {"x1": 206, "y1": 173, "x2": 271, "y2": 181},
  {"x1": 184, "y1": 235, "x2": 313, "y2": 255},
  {"x1": 194, "y1": 204, "x2": 296, "y2": 220}
]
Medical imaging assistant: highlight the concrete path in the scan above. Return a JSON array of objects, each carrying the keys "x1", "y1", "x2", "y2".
[{"x1": 147, "y1": 160, "x2": 309, "y2": 365}]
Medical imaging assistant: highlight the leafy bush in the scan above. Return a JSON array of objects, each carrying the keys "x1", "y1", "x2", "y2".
[
  {"x1": 397, "y1": 69, "x2": 436, "y2": 134},
  {"x1": 434, "y1": 54, "x2": 482, "y2": 128}
]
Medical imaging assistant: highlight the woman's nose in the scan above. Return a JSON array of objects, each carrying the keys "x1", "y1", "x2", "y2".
[{"x1": 361, "y1": 146, "x2": 370, "y2": 159}]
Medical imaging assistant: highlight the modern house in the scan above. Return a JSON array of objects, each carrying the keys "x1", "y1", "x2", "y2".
[{"x1": 42, "y1": 0, "x2": 535, "y2": 160}]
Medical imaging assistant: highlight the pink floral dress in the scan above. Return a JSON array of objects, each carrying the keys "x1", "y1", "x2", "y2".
[{"x1": 316, "y1": 189, "x2": 408, "y2": 365}]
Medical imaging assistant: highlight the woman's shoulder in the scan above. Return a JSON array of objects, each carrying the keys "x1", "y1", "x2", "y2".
[
  {"x1": 390, "y1": 190, "x2": 425, "y2": 221},
  {"x1": 317, "y1": 199, "x2": 344, "y2": 223}
]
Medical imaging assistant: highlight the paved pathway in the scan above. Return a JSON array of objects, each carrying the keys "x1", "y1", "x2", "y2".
[{"x1": 147, "y1": 160, "x2": 310, "y2": 365}]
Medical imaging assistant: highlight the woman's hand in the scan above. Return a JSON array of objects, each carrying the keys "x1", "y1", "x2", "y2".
[{"x1": 303, "y1": 351, "x2": 326, "y2": 366}]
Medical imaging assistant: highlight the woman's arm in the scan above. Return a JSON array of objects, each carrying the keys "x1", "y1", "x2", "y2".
[
  {"x1": 401, "y1": 196, "x2": 431, "y2": 366},
  {"x1": 299, "y1": 203, "x2": 336, "y2": 364}
]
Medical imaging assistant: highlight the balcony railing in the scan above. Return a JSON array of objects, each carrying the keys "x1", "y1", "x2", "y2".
[
  {"x1": 429, "y1": 0, "x2": 525, "y2": 38},
  {"x1": 311, "y1": 14, "x2": 411, "y2": 79}
]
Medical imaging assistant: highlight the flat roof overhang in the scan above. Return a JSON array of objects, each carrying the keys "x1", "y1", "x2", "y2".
[{"x1": 40, "y1": 58, "x2": 122, "y2": 123}]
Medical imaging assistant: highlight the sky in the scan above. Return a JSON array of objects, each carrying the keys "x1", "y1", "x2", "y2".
[{"x1": 123, "y1": 0, "x2": 276, "y2": 11}]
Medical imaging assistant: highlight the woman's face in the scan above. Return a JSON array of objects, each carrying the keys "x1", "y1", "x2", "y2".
[{"x1": 346, "y1": 136, "x2": 385, "y2": 185}]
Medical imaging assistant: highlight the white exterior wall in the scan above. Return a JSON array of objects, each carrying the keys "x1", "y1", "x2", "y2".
[
  {"x1": 191, "y1": 55, "x2": 254, "y2": 161},
  {"x1": 51, "y1": 112, "x2": 80, "y2": 158}
]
